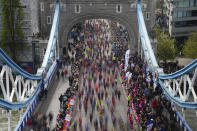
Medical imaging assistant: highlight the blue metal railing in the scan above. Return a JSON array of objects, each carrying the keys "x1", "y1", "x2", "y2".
[
  {"x1": 137, "y1": 2, "x2": 159, "y2": 70},
  {"x1": 175, "y1": 111, "x2": 192, "y2": 131},
  {"x1": 159, "y1": 59, "x2": 197, "y2": 79},
  {"x1": 158, "y1": 80, "x2": 197, "y2": 109},
  {"x1": 137, "y1": 1, "x2": 194, "y2": 130},
  {"x1": 40, "y1": 2, "x2": 60, "y2": 74},
  {"x1": 0, "y1": 2, "x2": 60, "y2": 110},
  {"x1": 14, "y1": 61, "x2": 58, "y2": 131},
  {"x1": 14, "y1": 2, "x2": 60, "y2": 129},
  {"x1": 137, "y1": 0, "x2": 197, "y2": 107},
  {"x1": 0, "y1": 48, "x2": 42, "y2": 80},
  {"x1": 0, "y1": 81, "x2": 42, "y2": 110}
]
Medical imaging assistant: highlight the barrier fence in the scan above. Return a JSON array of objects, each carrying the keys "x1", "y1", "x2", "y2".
[{"x1": 63, "y1": 96, "x2": 76, "y2": 130}]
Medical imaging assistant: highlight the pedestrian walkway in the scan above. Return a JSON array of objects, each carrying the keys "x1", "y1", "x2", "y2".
[
  {"x1": 23, "y1": 64, "x2": 71, "y2": 130},
  {"x1": 35, "y1": 76, "x2": 69, "y2": 129}
]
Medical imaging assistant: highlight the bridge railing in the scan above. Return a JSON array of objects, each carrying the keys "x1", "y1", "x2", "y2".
[
  {"x1": 14, "y1": 91, "x2": 39, "y2": 131},
  {"x1": 0, "y1": 48, "x2": 42, "y2": 80},
  {"x1": 137, "y1": 1, "x2": 159, "y2": 73},
  {"x1": 14, "y1": 61, "x2": 58, "y2": 131},
  {"x1": 38, "y1": 2, "x2": 60, "y2": 75},
  {"x1": 159, "y1": 59, "x2": 197, "y2": 79},
  {"x1": 0, "y1": 1, "x2": 60, "y2": 110},
  {"x1": 175, "y1": 111, "x2": 192, "y2": 131},
  {"x1": 136, "y1": 1, "x2": 195, "y2": 130},
  {"x1": 13, "y1": 1, "x2": 60, "y2": 129}
]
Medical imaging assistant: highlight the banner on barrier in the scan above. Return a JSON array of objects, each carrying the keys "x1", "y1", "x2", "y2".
[
  {"x1": 124, "y1": 50, "x2": 130, "y2": 71},
  {"x1": 65, "y1": 114, "x2": 72, "y2": 121}
]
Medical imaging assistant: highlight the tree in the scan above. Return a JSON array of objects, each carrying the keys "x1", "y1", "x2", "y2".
[
  {"x1": 155, "y1": 26, "x2": 176, "y2": 63},
  {"x1": 0, "y1": 0, "x2": 25, "y2": 62},
  {"x1": 183, "y1": 31, "x2": 197, "y2": 59}
]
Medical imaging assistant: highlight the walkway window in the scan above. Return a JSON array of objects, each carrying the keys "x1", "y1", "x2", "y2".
[
  {"x1": 47, "y1": 16, "x2": 51, "y2": 24},
  {"x1": 75, "y1": 4, "x2": 81, "y2": 13},
  {"x1": 130, "y1": 3, "x2": 136, "y2": 8},
  {"x1": 146, "y1": 12, "x2": 150, "y2": 20},
  {"x1": 174, "y1": 20, "x2": 197, "y2": 27},
  {"x1": 116, "y1": 4, "x2": 122, "y2": 13},
  {"x1": 40, "y1": 3, "x2": 44, "y2": 11},
  {"x1": 142, "y1": 3, "x2": 147, "y2": 9}
]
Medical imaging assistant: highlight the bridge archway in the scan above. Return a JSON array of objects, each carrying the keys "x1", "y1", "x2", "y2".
[
  {"x1": 59, "y1": 13, "x2": 138, "y2": 54},
  {"x1": 40, "y1": 0, "x2": 155, "y2": 57}
]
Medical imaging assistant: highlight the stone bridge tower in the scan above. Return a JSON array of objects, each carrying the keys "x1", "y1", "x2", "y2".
[{"x1": 39, "y1": 0, "x2": 155, "y2": 54}]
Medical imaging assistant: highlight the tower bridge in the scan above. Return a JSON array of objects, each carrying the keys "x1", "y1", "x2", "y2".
[
  {"x1": 0, "y1": 0, "x2": 196, "y2": 131},
  {"x1": 40, "y1": 0, "x2": 155, "y2": 53}
]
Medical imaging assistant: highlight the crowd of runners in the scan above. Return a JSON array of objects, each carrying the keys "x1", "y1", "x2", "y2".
[
  {"x1": 54, "y1": 19, "x2": 133, "y2": 131},
  {"x1": 71, "y1": 19, "x2": 131, "y2": 131},
  {"x1": 55, "y1": 22, "x2": 84, "y2": 130},
  {"x1": 53, "y1": 18, "x2": 182, "y2": 131}
]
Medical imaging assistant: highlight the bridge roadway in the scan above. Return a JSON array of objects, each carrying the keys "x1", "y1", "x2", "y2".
[
  {"x1": 25, "y1": 19, "x2": 138, "y2": 130},
  {"x1": 65, "y1": 19, "x2": 137, "y2": 130},
  {"x1": 28, "y1": 68, "x2": 137, "y2": 131},
  {"x1": 26, "y1": 52, "x2": 138, "y2": 131},
  {"x1": 23, "y1": 64, "x2": 138, "y2": 131},
  {"x1": 70, "y1": 68, "x2": 136, "y2": 131}
]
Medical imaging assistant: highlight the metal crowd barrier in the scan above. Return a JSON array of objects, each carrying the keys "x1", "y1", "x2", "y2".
[{"x1": 175, "y1": 111, "x2": 192, "y2": 131}]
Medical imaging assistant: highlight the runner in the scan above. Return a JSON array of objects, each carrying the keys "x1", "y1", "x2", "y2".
[{"x1": 59, "y1": 19, "x2": 133, "y2": 131}]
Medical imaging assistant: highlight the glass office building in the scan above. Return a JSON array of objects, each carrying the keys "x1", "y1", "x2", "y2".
[{"x1": 164, "y1": 0, "x2": 197, "y2": 37}]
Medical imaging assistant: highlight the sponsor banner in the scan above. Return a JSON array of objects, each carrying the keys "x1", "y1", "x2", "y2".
[
  {"x1": 63, "y1": 96, "x2": 76, "y2": 130},
  {"x1": 124, "y1": 50, "x2": 130, "y2": 71}
]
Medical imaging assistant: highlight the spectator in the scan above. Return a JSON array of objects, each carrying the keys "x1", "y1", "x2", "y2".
[{"x1": 26, "y1": 117, "x2": 32, "y2": 130}]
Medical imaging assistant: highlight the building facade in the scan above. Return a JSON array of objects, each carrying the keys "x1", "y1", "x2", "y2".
[
  {"x1": 164, "y1": 0, "x2": 197, "y2": 37},
  {"x1": 0, "y1": 0, "x2": 40, "y2": 73},
  {"x1": 0, "y1": 0, "x2": 156, "y2": 72},
  {"x1": 39, "y1": 0, "x2": 156, "y2": 54},
  {"x1": 0, "y1": 0, "x2": 40, "y2": 62}
]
